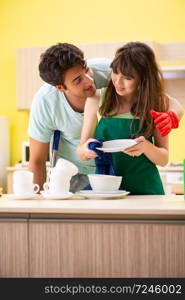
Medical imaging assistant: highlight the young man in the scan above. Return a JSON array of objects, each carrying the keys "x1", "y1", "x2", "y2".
[{"x1": 28, "y1": 43, "x2": 183, "y2": 192}]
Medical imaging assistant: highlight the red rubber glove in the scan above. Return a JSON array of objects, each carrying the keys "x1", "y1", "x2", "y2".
[{"x1": 150, "y1": 110, "x2": 179, "y2": 137}]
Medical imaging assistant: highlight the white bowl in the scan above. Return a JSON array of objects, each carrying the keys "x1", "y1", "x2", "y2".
[{"x1": 88, "y1": 174, "x2": 122, "y2": 192}]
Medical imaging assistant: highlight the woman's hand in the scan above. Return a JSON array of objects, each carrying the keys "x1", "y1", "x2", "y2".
[
  {"x1": 123, "y1": 136, "x2": 149, "y2": 157},
  {"x1": 77, "y1": 138, "x2": 98, "y2": 160}
]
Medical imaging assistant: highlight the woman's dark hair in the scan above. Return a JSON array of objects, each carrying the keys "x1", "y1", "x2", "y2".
[
  {"x1": 39, "y1": 43, "x2": 86, "y2": 87},
  {"x1": 99, "y1": 41, "x2": 169, "y2": 137}
]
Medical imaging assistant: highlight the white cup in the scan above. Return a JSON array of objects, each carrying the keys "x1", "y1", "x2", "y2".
[
  {"x1": 13, "y1": 183, "x2": 39, "y2": 194},
  {"x1": 55, "y1": 158, "x2": 78, "y2": 176},
  {"x1": 12, "y1": 170, "x2": 39, "y2": 194},
  {"x1": 43, "y1": 176, "x2": 71, "y2": 194},
  {"x1": 47, "y1": 167, "x2": 72, "y2": 182},
  {"x1": 44, "y1": 159, "x2": 78, "y2": 195},
  {"x1": 13, "y1": 170, "x2": 34, "y2": 184}
]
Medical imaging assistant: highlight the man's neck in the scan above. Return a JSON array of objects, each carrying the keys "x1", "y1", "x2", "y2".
[{"x1": 64, "y1": 92, "x2": 86, "y2": 113}]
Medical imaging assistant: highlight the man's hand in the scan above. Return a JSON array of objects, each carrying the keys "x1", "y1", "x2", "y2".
[
  {"x1": 77, "y1": 138, "x2": 98, "y2": 160},
  {"x1": 150, "y1": 110, "x2": 179, "y2": 137},
  {"x1": 123, "y1": 136, "x2": 148, "y2": 157}
]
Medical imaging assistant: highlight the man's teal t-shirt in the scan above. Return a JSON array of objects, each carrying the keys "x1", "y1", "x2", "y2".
[{"x1": 28, "y1": 57, "x2": 111, "y2": 174}]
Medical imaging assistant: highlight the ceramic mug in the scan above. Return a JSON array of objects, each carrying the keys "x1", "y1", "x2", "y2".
[
  {"x1": 13, "y1": 170, "x2": 34, "y2": 184},
  {"x1": 43, "y1": 177, "x2": 70, "y2": 195},
  {"x1": 55, "y1": 158, "x2": 78, "y2": 176},
  {"x1": 47, "y1": 167, "x2": 72, "y2": 183},
  {"x1": 45, "y1": 159, "x2": 78, "y2": 194},
  {"x1": 13, "y1": 170, "x2": 40, "y2": 194},
  {"x1": 13, "y1": 182, "x2": 39, "y2": 194}
]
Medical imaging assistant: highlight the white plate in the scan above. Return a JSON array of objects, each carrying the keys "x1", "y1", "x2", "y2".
[
  {"x1": 76, "y1": 190, "x2": 130, "y2": 199},
  {"x1": 4, "y1": 193, "x2": 38, "y2": 200},
  {"x1": 40, "y1": 191, "x2": 73, "y2": 200},
  {"x1": 79, "y1": 190, "x2": 126, "y2": 194},
  {"x1": 96, "y1": 139, "x2": 137, "y2": 152}
]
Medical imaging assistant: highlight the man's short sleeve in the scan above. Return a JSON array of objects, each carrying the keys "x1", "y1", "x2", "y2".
[
  {"x1": 28, "y1": 89, "x2": 55, "y2": 143},
  {"x1": 87, "y1": 57, "x2": 112, "y2": 89}
]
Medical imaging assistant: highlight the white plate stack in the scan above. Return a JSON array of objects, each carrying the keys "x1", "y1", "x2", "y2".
[{"x1": 0, "y1": 116, "x2": 10, "y2": 193}]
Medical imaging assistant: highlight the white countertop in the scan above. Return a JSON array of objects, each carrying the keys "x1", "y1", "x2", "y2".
[
  {"x1": 0, "y1": 195, "x2": 184, "y2": 219},
  {"x1": 7, "y1": 164, "x2": 184, "y2": 172},
  {"x1": 158, "y1": 166, "x2": 183, "y2": 172}
]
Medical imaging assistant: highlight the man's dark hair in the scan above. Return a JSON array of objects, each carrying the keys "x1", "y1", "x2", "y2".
[{"x1": 39, "y1": 43, "x2": 86, "y2": 87}]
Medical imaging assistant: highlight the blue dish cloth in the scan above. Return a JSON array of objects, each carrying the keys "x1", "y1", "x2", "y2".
[
  {"x1": 88, "y1": 140, "x2": 116, "y2": 176},
  {"x1": 82, "y1": 140, "x2": 116, "y2": 190}
]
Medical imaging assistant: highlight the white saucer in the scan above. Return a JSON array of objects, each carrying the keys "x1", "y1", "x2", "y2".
[
  {"x1": 79, "y1": 190, "x2": 127, "y2": 194},
  {"x1": 76, "y1": 190, "x2": 130, "y2": 199},
  {"x1": 96, "y1": 139, "x2": 137, "y2": 152},
  {"x1": 4, "y1": 193, "x2": 38, "y2": 200},
  {"x1": 40, "y1": 191, "x2": 73, "y2": 200}
]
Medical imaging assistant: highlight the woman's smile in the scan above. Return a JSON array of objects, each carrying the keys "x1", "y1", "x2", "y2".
[{"x1": 115, "y1": 85, "x2": 125, "y2": 92}]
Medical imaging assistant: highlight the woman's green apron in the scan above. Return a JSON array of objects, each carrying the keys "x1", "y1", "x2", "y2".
[{"x1": 94, "y1": 91, "x2": 164, "y2": 195}]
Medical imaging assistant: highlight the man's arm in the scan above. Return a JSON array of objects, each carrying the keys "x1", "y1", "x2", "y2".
[{"x1": 28, "y1": 137, "x2": 50, "y2": 191}]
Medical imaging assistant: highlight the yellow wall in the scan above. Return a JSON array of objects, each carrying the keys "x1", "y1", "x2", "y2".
[{"x1": 0, "y1": 0, "x2": 185, "y2": 165}]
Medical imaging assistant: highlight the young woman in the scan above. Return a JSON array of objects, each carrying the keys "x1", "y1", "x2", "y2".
[{"x1": 77, "y1": 42, "x2": 169, "y2": 195}]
